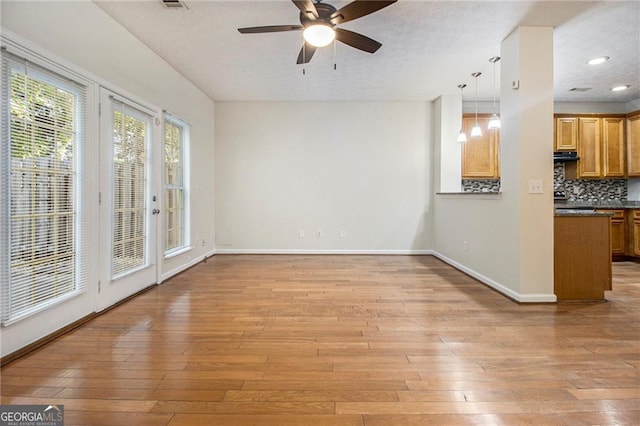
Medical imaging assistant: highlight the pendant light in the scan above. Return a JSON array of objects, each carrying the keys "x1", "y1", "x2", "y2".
[
  {"x1": 487, "y1": 56, "x2": 501, "y2": 130},
  {"x1": 457, "y1": 84, "x2": 468, "y2": 143},
  {"x1": 470, "y1": 72, "x2": 482, "y2": 138}
]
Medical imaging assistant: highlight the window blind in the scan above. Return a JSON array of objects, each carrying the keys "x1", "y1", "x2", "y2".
[
  {"x1": 1, "y1": 51, "x2": 88, "y2": 325},
  {"x1": 164, "y1": 119, "x2": 186, "y2": 253},
  {"x1": 111, "y1": 106, "x2": 150, "y2": 278}
]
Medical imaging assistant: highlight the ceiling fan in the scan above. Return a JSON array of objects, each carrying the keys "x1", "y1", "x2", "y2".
[{"x1": 237, "y1": 0, "x2": 397, "y2": 64}]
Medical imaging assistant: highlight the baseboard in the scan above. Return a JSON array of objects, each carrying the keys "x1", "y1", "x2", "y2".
[
  {"x1": 432, "y1": 251, "x2": 557, "y2": 303},
  {"x1": 214, "y1": 249, "x2": 434, "y2": 255},
  {"x1": 160, "y1": 249, "x2": 216, "y2": 283}
]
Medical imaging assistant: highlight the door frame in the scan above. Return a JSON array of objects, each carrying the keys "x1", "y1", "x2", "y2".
[{"x1": 97, "y1": 87, "x2": 162, "y2": 311}]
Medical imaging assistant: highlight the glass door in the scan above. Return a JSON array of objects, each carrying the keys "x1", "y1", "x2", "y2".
[{"x1": 98, "y1": 88, "x2": 159, "y2": 310}]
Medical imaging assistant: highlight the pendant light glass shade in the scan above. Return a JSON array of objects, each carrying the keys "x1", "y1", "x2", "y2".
[
  {"x1": 488, "y1": 113, "x2": 501, "y2": 129},
  {"x1": 457, "y1": 84, "x2": 467, "y2": 143},
  {"x1": 303, "y1": 24, "x2": 335, "y2": 47},
  {"x1": 471, "y1": 72, "x2": 482, "y2": 138},
  {"x1": 488, "y1": 56, "x2": 501, "y2": 130}
]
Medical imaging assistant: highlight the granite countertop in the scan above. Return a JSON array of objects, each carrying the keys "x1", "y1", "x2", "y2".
[
  {"x1": 555, "y1": 201, "x2": 640, "y2": 209},
  {"x1": 554, "y1": 209, "x2": 613, "y2": 217}
]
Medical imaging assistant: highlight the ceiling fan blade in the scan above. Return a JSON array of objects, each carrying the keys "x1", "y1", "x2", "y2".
[
  {"x1": 296, "y1": 42, "x2": 317, "y2": 64},
  {"x1": 292, "y1": 0, "x2": 319, "y2": 19},
  {"x1": 238, "y1": 25, "x2": 303, "y2": 34},
  {"x1": 335, "y1": 28, "x2": 382, "y2": 53},
  {"x1": 330, "y1": 0, "x2": 397, "y2": 24}
]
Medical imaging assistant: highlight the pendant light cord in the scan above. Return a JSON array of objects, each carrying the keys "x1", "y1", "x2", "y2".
[
  {"x1": 489, "y1": 57, "x2": 500, "y2": 115},
  {"x1": 471, "y1": 72, "x2": 481, "y2": 125}
]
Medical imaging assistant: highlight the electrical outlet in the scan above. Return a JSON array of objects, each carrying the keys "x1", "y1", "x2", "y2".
[
  {"x1": 339, "y1": 230, "x2": 346, "y2": 239},
  {"x1": 299, "y1": 229, "x2": 305, "y2": 239},
  {"x1": 316, "y1": 230, "x2": 322, "y2": 239},
  {"x1": 463, "y1": 240, "x2": 468, "y2": 252}
]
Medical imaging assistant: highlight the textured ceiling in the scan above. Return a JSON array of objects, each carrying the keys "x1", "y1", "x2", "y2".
[{"x1": 95, "y1": 0, "x2": 640, "y2": 103}]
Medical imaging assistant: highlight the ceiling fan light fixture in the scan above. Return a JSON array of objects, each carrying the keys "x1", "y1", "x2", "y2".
[{"x1": 303, "y1": 24, "x2": 335, "y2": 47}]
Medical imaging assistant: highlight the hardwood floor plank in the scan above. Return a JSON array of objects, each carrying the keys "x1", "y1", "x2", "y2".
[
  {"x1": 64, "y1": 411, "x2": 172, "y2": 426},
  {"x1": 223, "y1": 390, "x2": 399, "y2": 402},
  {"x1": 167, "y1": 414, "x2": 364, "y2": 426},
  {"x1": 1, "y1": 255, "x2": 638, "y2": 425},
  {"x1": 568, "y1": 387, "x2": 640, "y2": 400},
  {"x1": 150, "y1": 400, "x2": 334, "y2": 415},
  {"x1": 0, "y1": 396, "x2": 157, "y2": 412}
]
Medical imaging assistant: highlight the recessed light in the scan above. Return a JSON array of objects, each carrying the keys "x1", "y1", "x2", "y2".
[
  {"x1": 587, "y1": 56, "x2": 609, "y2": 65},
  {"x1": 569, "y1": 87, "x2": 592, "y2": 92},
  {"x1": 611, "y1": 85, "x2": 630, "y2": 92}
]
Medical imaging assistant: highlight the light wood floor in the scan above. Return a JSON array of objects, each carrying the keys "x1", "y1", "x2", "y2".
[{"x1": 1, "y1": 255, "x2": 639, "y2": 425}]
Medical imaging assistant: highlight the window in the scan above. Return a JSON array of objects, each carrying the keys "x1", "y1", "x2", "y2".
[
  {"x1": 163, "y1": 116, "x2": 189, "y2": 255},
  {"x1": 1, "y1": 55, "x2": 88, "y2": 324},
  {"x1": 112, "y1": 107, "x2": 150, "y2": 277}
]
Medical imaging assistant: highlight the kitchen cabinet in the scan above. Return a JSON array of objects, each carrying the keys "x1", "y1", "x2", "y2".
[
  {"x1": 601, "y1": 117, "x2": 626, "y2": 177},
  {"x1": 627, "y1": 111, "x2": 640, "y2": 177},
  {"x1": 554, "y1": 214, "x2": 611, "y2": 300},
  {"x1": 555, "y1": 117, "x2": 578, "y2": 151},
  {"x1": 461, "y1": 115, "x2": 500, "y2": 179},
  {"x1": 630, "y1": 210, "x2": 640, "y2": 257},
  {"x1": 557, "y1": 115, "x2": 627, "y2": 179},
  {"x1": 577, "y1": 117, "x2": 601, "y2": 177},
  {"x1": 595, "y1": 209, "x2": 626, "y2": 256}
]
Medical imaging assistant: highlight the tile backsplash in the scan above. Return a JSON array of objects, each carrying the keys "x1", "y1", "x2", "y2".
[
  {"x1": 462, "y1": 179, "x2": 500, "y2": 193},
  {"x1": 462, "y1": 164, "x2": 633, "y2": 201},
  {"x1": 554, "y1": 162, "x2": 628, "y2": 202}
]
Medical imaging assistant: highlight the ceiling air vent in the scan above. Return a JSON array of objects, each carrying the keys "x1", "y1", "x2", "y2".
[
  {"x1": 569, "y1": 87, "x2": 592, "y2": 92},
  {"x1": 161, "y1": 0, "x2": 188, "y2": 9}
]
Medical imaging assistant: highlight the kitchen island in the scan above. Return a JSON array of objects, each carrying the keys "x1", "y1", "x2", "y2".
[{"x1": 554, "y1": 209, "x2": 612, "y2": 301}]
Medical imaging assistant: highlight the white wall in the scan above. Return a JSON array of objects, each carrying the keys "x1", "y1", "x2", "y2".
[
  {"x1": 554, "y1": 102, "x2": 629, "y2": 114},
  {"x1": 1, "y1": 1, "x2": 215, "y2": 356},
  {"x1": 432, "y1": 27, "x2": 556, "y2": 302},
  {"x1": 215, "y1": 102, "x2": 432, "y2": 253}
]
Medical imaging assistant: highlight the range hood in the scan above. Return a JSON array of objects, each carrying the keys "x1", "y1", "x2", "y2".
[{"x1": 554, "y1": 151, "x2": 579, "y2": 162}]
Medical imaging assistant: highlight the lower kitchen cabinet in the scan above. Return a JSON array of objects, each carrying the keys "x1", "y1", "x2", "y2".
[
  {"x1": 630, "y1": 210, "x2": 640, "y2": 257},
  {"x1": 554, "y1": 214, "x2": 611, "y2": 300},
  {"x1": 596, "y1": 209, "x2": 626, "y2": 256},
  {"x1": 594, "y1": 209, "x2": 640, "y2": 260}
]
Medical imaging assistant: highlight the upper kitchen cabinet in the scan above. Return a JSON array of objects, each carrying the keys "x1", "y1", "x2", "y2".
[
  {"x1": 577, "y1": 117, "x2": 602, "y2": 178},
  {"x1": 557, "y1": 115, "x2": 627, "y2": 179},
  {"x1": 601, "y1": 117, "x2": 626, "y2": 177},
  {"x1": 555, "y1": 117, "x2": 578, "y2": 151},
  {"x1": 461, "y1": 115, "x2": 500, "y2": 179},
  {"x1": 627, "y1": 111, "x2": 640, "y2": 177}
]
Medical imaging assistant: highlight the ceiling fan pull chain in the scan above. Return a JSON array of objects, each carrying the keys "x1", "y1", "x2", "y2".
[
  {"x1": 333, "y1": 39, "x2": 337, "y2": 70},
  {"x1": 303, "y1": 42, "x2": 306, "y2": 75}
]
